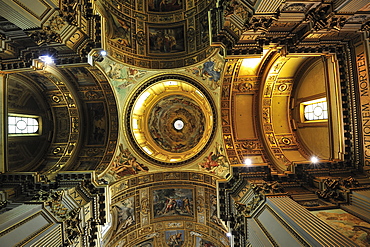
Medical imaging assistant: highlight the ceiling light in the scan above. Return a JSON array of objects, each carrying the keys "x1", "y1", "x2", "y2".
[
  {"x1": 310, "y1": 156, "x2": 319, "y2": 163},
  {"x1": 244, "y1": 158, "x2": 252, "y2": 166},
  {"x1": 39, "y1": 55, "x2": 53, "y2": 64}
]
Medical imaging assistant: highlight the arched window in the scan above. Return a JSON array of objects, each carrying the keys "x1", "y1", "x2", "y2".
[
  {"x1": 302, "y1": 98, "x2": 328, "y2": 121},
  {"x1": 8, "y1": 115, "x2": 39, "y2": 134}
]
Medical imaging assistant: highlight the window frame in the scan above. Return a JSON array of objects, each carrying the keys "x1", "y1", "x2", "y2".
[
  {"x1": 8, "y1": 114, "x2": 41, "y2": 136},
  {"x1": 301, "y1": 97, "x2": 328, "y2": 122}
]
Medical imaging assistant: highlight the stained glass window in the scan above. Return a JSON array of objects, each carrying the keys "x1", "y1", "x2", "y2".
[
  {"x1": 8, "y1": 116, "x2": 39, "y2": 134},
  {"x1": 303, "y1": 98, "x2": 328, "y2": 121}
]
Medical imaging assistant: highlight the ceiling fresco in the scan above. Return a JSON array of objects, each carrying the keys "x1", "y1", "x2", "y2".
[
  {"x1": 95, "y1": 50, "x2": 230, "y2": 245},
  {"x1": 104, "y1": 171, "x2": 230, "y2": 247},
  {"x1": 148, "y1": 95, "x2": 206, "y2": 153},
  {"x1": 97, "y1": 49, "x2": 228, "y2": 181},
  {"x1": 126, "y1": 76, "x2": 216, "y2": 165},
  {"x1": 1, "y1": 0, "x2": 370, "y2": 246},
  {"x1": 97, "y1": 0, "x2": 216, "y2": 69}
]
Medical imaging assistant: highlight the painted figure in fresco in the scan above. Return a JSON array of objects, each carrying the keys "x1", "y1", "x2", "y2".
[
  {"x1": 163, "y1": 197, "x2": 177, "y2": 214},
  {"x1": 112, "y1": 197, "x2": 135, "y2": 234},
  {"x1": 127, "y1": 68, "x2": 146, "y2": 80},
  {"x1": 185, "y1": 58, "x2": 223, "y2": 90},
  {"x1": 202, "y1": 60, "x2": 221, "y2": 82},
  {"x1": 111, "y1": 156, "x2": 148, "y2": 176},
  {"x1": 111, "y1": 145, "x2": 149, "y2": 177},
  {"x1": 201, "y1": 152, "x2": 220, "y2": 170},
  {"x1": 196, "y1": 237, "x2": 217, "y2": 247},
  {"x1": 199, "y1": 239, "x2": 217, "y2": 247},
  {"x1": 167, "y1": 232, "x2": 183, "y2": 246},
  {"x1": 148, "y1": 0, "x2": 182, "y2": 12},
  {"x1": 199, "y1": 143, "x2": 228, "y2": 175},
  {"x1": 154, "y1": 189, "x2": 193, "y2": 217},
  {"x1": 151, "y1": 30, "x2": 177, "y2": 53},
  {"x1": 107, "y1": 62, "x2": 126, "y2": 80},
  {"x1": 113, "y1": 18, "x2": 131, "y2": 47},
  {"x1": 210, "y1": 195, "x2": 223, "y2": 226},
  {"x1": 353, "y1": 226, "x2": 370, "y2": 243},
  {"x1": 182, "y1": 197, "x2": 192, "y2": 215},
  {"x1": 149, "y1": 28, "x2": 184, "y2": 53},
  {"x1": 104, "y1": 61, "x2": 147, "y2": 91},
  {"x1": 160, "y1": 196, "x2": 193, "y2": 215},
  {"x1": 176, "y1": 198, "x2": 183, "y2": 211}
]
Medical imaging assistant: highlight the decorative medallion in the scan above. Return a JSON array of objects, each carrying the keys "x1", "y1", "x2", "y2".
[{"x1": 126, "y1": 74, "x2": 217, "y2": 166}]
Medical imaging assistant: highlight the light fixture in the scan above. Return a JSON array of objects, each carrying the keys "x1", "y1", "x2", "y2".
[
  {"x1": 100, "y1": 50, "x2": 107, "y2": 56},
  {"x1": 310, "y1": 156, "x2": 319, "y2": 164},
  {"x1": 39, "y1": 55, "x2": 54, "y2": 64},
  {"x1": 226, "y1": 232, "x2": 232, "y2": 237},
  {"x1": 244, "y1": 158, "x2": 252, "y2": 166}
]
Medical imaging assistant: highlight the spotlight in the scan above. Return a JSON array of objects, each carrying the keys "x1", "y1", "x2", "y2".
[
  {"x1": 100, "y1": 50, "x2": 107, "y2": 56},
  {"x1": 310, "y1": 156, "x2": 319, "y2": 164},
  {"x1": 226, "y1": 232, "x2": 232, "y2": 237},
  {"x1": 244, "y1": 158, "x2": 252, "y2": 166},
  {"x1": 39, "y1": 55, "x2": 54, "y2": 64}
]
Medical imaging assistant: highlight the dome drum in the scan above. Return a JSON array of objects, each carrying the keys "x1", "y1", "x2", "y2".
[{"x1": 125, "y1": 74, "x2": 217, "y2": 165}]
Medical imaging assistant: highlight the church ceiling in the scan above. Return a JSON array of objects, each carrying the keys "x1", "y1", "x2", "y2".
[
  {"x1": 93, "y1": 50, "x2": 231, "y2": 246},
  {"x1": 1, "y1": 0, "x2": 370, "y2": 246},
  {"x1": 219, "y1": 49, "x2": 347, "y2": 173},
  {"x1": 104, "y1": 171, "x2": 229, "y2": 247},
  {"x1": 98, "y1": 0, "x2": 216, "y2": 69},
  {"x1": 97, "y1": 50, "x2": 229, "y2": 183},
  {"x1": 5, "y1": 65, "x2": 119, "y2": 176},
  {"x1": 125, "y1": 75, "x2": 216, "y2": 165}
]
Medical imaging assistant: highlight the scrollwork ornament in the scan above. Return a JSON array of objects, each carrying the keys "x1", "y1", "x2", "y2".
[
  {"x1": 27, "y1": 27, "x2": 62, "y2": 45},
  {"x1": 241, "y1": 141, "x2": 256, "y2": 150},
  {"x1": 85, "y1": 91, "x2": 101, "y2": 100},
  {"x1": 48, "y1": 15, "x2": 65, "y2": 31},
  {"x1": 238, "y1": 82, "x2": 253, "y2": 92},
  {"x1": 135, "y1": 31, "x2": 146, "y2": 46},
  {"x1": 282, "y1": 3, "x2": 307, "y2": 12},
  {"x1": 59, "y1": 0, "x2": 78, "y2": 26},
  {"x1": 244, "y1": 16, "x2": 277, "y2": 32},
  {"x1": 197, "y1": 196, "x2": 205, "y2": 213},
  {"x1": 304, "y1": 5, "x2": 347, "y2": 32},
  {"x1": 278, "y1": 83, "x2": 288, "y2": 92},
  {"x1": 141, "y1": 198, "x2": 150, "y2": 214},
  {"x1": 86, "y1": 148, "x2": 100, "y2": 157},
  {"x1": 187, "y1": 28, "x2": 195, "y2": 42}
]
